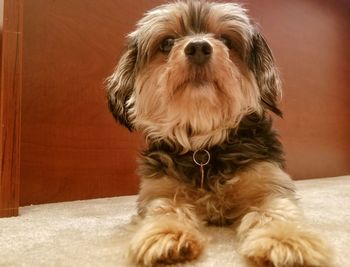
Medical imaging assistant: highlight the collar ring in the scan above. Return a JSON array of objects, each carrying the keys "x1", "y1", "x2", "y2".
[{"x1": 193, "y1": 149, "x2": 211, "y2": 166}]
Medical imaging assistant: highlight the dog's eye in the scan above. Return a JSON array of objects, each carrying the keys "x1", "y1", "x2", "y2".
[
  {"x1": 219, "y1": 35, "x2": 232, "y2": 49},
  {"x1": 160, "y1": 38, "x2": 175, "y2": 53}
]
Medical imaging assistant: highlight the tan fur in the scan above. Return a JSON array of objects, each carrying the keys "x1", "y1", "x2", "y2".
[
  {"x1": 123, "y1": 2, "x2": 264, "y2": 152},
  {"x1": 138, "y1": 162, "x2": 296, "y2": 224},
  {"x1": 131, "y1": 35, "x2": 261, "y2": 152},
  {"x1": 237, "y1": 198, "x2": 332, "y2": 267},
  {"x1": 130, "y1": 162, "x2": 332, "y2": 266},
  {"x1": 106, "y1": 1, "x2": 332, "y2": 266},
  {"x1": 128, "y1": 198, "x2": 206, "y2": 266}
]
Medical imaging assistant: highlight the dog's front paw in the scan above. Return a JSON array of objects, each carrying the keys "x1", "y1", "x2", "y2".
[
  {"x1": 239, "y1": 221, "x2": 332, "y2": 267},
  {"x1": 128, "y1": 218, "x2": 205, "y2": 266}
]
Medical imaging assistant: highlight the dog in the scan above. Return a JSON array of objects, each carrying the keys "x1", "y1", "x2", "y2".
[{"x1": 106, "y1": 1, "x2": 332, "y2": 266}]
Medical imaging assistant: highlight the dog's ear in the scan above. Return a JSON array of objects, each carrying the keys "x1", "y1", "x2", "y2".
[
  {"x1": 105, "y1": 40, "x2": 137, "y2": 131},
  {"x1": 248, "y1": 28, "x2": 282, "y2": 117}
]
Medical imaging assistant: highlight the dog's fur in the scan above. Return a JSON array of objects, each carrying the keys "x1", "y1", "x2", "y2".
[{"x1": 106, "y1": 1, "x2": 332, "y2": 266}]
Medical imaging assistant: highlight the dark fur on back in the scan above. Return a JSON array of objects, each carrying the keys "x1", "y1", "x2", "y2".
[{"x1": 139, "y1": 113, "x2": 284, "y2": 191}]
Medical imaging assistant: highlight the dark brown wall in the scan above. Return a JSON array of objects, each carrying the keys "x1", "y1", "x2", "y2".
[
  {"x1": 20, "y1": 0, "x2": 162, "y2": 205},
  {"x1": 19, "y1": 0, "x2": 350, "y2": 206},
  {"x1": 245, "y1": 0, "x2": 350, "y2": 179}
]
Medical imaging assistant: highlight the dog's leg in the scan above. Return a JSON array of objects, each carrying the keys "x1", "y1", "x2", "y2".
[
  {"x1": 128, "y1": 178, "x2": 205, "y2": 266},
  {"x1": 234, "y1": 162, "x2": 332, "y2": 267}
]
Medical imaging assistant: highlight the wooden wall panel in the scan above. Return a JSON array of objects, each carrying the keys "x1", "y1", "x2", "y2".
[
  {"x1": 0, "y1": 0, "x2": 22, "y2": 217},
  {"x1": 0, "y1": 0, "x2": 3, "y2": 82},
  {"x1": 19, "y1": 0, "x2": 350, "y2": 206},
  {"x1": 20, "y1": 0, "x2": 162, "y2": 205},
  {"x1": 245, "y1": 0, "x2": 350, "y2": 179}
]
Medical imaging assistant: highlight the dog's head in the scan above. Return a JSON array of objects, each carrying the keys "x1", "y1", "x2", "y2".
[{"x1": 106, "y1": 0, "x2": 281, "y2": 150}]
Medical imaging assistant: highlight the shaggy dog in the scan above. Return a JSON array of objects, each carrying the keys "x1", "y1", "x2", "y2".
[{"x1": 106, "y1": 1, "x2": 331, "y2": 266}]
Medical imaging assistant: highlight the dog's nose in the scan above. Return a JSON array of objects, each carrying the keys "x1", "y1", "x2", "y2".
[{"x1": 184, "y1": 41, "x2": 212, "y2": 65}]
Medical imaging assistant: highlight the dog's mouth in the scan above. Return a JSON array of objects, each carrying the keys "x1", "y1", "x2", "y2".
[
  {"x1": 172, "y1": 76, "x2": 221, "y2": 97},
  {"x1": 189, "y1": 80, "x2": 211, "y2": 87},
  {"x1": 176, "y1": 65, "x2": 214, "y2": 86}
]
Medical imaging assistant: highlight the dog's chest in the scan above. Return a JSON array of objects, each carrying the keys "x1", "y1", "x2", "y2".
[
  {"x1": 139, "y1": 114, "x2": 284, "y2": 191},
  {"x1": 191, "y1": 185, "x2": 241, "y2": 226}
]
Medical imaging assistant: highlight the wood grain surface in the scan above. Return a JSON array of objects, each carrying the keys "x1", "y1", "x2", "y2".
[{"x1": 0, "y1": 0, "x2": 22, "y2": 217}]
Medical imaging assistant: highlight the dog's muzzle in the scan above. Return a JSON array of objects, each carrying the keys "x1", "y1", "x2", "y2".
[{"x1": 184, "y1": 40, "x2": 212, "y2": 65}]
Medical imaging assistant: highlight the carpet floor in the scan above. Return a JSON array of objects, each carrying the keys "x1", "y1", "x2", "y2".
[{"x1": 0, "y1": 176, "x2": 349, "y2": 267}]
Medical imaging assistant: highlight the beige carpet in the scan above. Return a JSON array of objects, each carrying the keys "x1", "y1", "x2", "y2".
[{"x1": 0, "y1": 176, "x2": 349, "y2": 267}]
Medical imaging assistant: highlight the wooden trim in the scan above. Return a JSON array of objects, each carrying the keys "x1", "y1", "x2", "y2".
[
  {"x1": 0, "y1": 0, "x2": 22, "y2": 217},
  {"x1": 0, "y1": 0, "x2": 3, "y2": 78}
]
